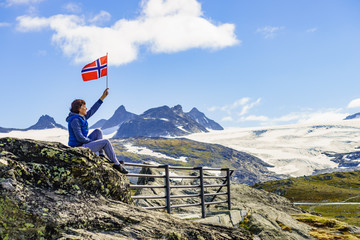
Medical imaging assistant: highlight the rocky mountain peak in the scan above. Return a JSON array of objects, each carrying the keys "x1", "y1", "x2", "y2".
[
  {"x1": 114, "y1": 105, "x2": 208, "y2": 138},
  {"x1": 188, "y1": 107, "x2": 204, "y2": 118},
  {"x1": 115, "y1": 105, "x2": 126, "y2": 113},
  {"x1": 171, "y1": 104, "x2": 186, "y2": 118},
  {"x1": 186, "y1": 108, "x2": 224, "y2": 131},
  {"x1": 26, "y1": 115, "x2": 66, "y2": 130},
  {"x1": 94, "y1": 105, "x2": 137, "y2": 130},
  {"x1": 143, "y1": 105, "x2": 172, "y2": 117},
  {"x1": 172, "y1": 104, "x2": 183, "y2": 112},
  {"x1": 189, "y1": 107, "x2": 200, "y2": 114}
]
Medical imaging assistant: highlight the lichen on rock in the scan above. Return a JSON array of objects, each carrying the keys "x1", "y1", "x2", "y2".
[{"x1": 0, "y1": 137, "x2": 251, "y2": 239}]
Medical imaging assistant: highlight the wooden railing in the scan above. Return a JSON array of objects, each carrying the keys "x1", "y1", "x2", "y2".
[{"x1": 124, "y1": 162, "x2": 234, "y2": 218}]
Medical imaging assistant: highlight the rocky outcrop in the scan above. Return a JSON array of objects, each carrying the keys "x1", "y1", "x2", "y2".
[
  {"x1": 0, "y1": 137, "x2": 251, "y2": 239},
  {"x1": 230, "y1": 184, "x2": 315, "y2": 240}
]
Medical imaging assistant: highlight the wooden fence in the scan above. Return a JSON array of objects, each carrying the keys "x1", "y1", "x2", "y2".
[{"x1": 124, "y1": 162, "x2": 234, "y2": 218}]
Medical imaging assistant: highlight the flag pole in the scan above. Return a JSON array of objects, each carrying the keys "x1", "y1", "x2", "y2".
[{"x1": 106, "y1": 52, "x2": 108, "y2": 89}]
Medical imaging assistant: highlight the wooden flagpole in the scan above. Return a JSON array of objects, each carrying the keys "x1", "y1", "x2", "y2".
[{"x1": 106, "y1": 52, "x2": 108, "y2": 89}]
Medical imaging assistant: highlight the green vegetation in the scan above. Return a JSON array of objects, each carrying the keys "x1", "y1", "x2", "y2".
[
  {"x1": 293, "y1": 213, "x2": 360, "y2": 240},
  {"x1": 299, "y1": 205, "x2": 360, "y2": 227},
  {"x1": 252, "y1": 171, "x2": 360, "y2": 202},
  {"x1": 252, "y1": 171, "x2": 360, "y2": 227},
  {"x1": 0, "y1": 196, "x2": 50, "y2": 239},
  {"x1": 112, "y1": 138, "x2": 238, "y2": 169}
]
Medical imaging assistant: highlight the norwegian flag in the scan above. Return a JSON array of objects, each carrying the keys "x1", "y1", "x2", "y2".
[{"x1": 81, "y1": 56, "x2": 107, "y2": 81}]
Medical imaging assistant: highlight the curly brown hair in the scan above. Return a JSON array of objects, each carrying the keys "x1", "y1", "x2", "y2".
[{"x1": 70, "y1": 99, "x2": 86, "y2": 114}]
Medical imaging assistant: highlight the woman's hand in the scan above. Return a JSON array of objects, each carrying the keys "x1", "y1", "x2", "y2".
[{"x1": 100, "y1": 88, "x2": 109, "y2": 101}]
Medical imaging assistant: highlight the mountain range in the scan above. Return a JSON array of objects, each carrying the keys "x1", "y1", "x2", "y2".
[
  {"x1": 113, "y1": 105, "x2": 212, "y2": 138},
  {"x1": 0, "y1": 105, "x2": 223, "y2": 137},
  {"x1": 0, "y1": 115, "x2": 66, "y2": 133},
  {"x1": 93, "y1": 104, "x2": 223, "y2": 137}
]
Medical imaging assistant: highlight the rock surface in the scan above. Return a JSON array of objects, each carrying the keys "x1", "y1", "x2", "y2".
[
  {"x1": 0, "y1": 137, "x2": 251, "y2": 239},
  {"x1": 230, "y1": 184, "x2": 315, "y2": 240},
  {"x1": 133, "y1": 165, "x2": 316, "y2": 240}
]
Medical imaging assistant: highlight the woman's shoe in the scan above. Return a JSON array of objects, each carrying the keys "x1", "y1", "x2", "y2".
[{"x1": 113, "y1": 164, "x2": 129, "y2": 174}]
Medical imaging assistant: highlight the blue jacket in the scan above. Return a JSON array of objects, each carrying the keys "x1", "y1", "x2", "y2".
[{"x1": 66, "y1": 99, "x2": 103, "y2": 147}]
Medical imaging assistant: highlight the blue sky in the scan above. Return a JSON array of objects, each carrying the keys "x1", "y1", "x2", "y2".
[{"x1": 0, "y1": 0, "x2": 359, "y2": 129}]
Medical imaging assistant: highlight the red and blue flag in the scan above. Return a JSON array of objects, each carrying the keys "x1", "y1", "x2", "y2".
[{"x1": 81, "y1": 56, "x2": 107, "y2": 81}]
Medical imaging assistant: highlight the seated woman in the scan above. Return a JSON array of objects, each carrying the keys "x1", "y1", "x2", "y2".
[{"x1": 66, "y1": 88, "x2": 128, "y2": 174}]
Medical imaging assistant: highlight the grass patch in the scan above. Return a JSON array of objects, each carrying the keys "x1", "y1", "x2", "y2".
[
  {"x1": 111, "y1": 138, "x2": 235, "y2": 169},
  {"x1": 252, "y1": 170, "x2": 360, "y2": 227},
  {"x1": 293, "y1": 213, "x2": 360, "y2": 240},
  {"x1": 298, "y1": 204, "x2": 360, "y2": 227},
  {"x1": 252, "y1": 171, "x2": 360, "y2": 202}
]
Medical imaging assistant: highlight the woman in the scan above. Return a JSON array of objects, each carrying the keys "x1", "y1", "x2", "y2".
[{"x1": 66, "y1": 88, "x2": 128, "y2": 174}]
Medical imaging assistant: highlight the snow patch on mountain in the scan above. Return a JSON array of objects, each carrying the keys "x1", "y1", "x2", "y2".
[{"x1": 187, "y1": 120, "x2": 360, "y2": 177}]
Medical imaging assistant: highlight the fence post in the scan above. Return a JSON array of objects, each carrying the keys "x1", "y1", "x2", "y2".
[
  {"x1": 199, "y1": 167, "x2": 206, "y2": 218},
  {"x1": 226, "y1": 168, "x2": 231, "y2": 210},
  {"x1": 164, "y1": 165, "x2": 171, "y2": 214}
]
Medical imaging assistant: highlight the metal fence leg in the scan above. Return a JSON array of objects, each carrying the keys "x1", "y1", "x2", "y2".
[
  {"x1": 199, "y1": 167, "x2": 205, "y2": 218},
  {"x1": 165, "y1": 165, "x2": 171, "y2": 214},
  {"x1": 226, "y1": 168, "x2": 231, "y2": 210}
]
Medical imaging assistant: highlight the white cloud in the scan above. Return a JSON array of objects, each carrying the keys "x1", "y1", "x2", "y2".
[
  {"x1": 63, "y1": 2, "x2": 82, "y2": 13},
  {"x1": 221, "y1": 116, "x2": 233, "y2": 122},
  {"x1": 239, "y1": 115, "x2": 269, "y2": 122},
  {"x1": 89, "y1": 10, "x2": 111, "y2": 25},
  {"x1": 210, "y1": 97, "x2": 259, "y2": 114},
  {"x1": 239, "y1": 98, "x2": 261, "y2": 116},
  {"x1": 273, "y1": 113, "x2": 302, "y2": 122},
  {"x1": 296, "y1": 110, "x2": 347, "y2": 124},
  {"x1": 231, "y1": 98, "x2": 249, "y2": 109},
  {"x1": 5, "y1": 0, "x2": 44, "y2": 6},
  {"x1": 37, "y1": 50, "x2": 47, "y2": 56},
  {"x1": 256, "y1": 26, "x2": 284, "y2": 39},
  {"x1": 16, "y1": 0, "x2": 239, "y2": 66},
  {"x1": 270, "y1": 109, "x2": 347, "y2": 125},
  {"x1": 208, "y1": 106, "x2": 217, "y2": 112},
  {"x1": 347, "y1": 98, "x2": 360, "y2": 108},
  {"x1": 234, "y1": 108, "x2": 348, "y2": 127},
  {"x1": 306, "y1": 27, "x2": 318, "y2": 33},
  {"x1": 0, "y1": 22, "x2": 11, "y2": 27}
]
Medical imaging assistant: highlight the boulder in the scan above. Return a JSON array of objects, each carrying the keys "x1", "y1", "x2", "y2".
[{"x1": 0, "y1": 137, "x2": 251, "y2": 239}]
